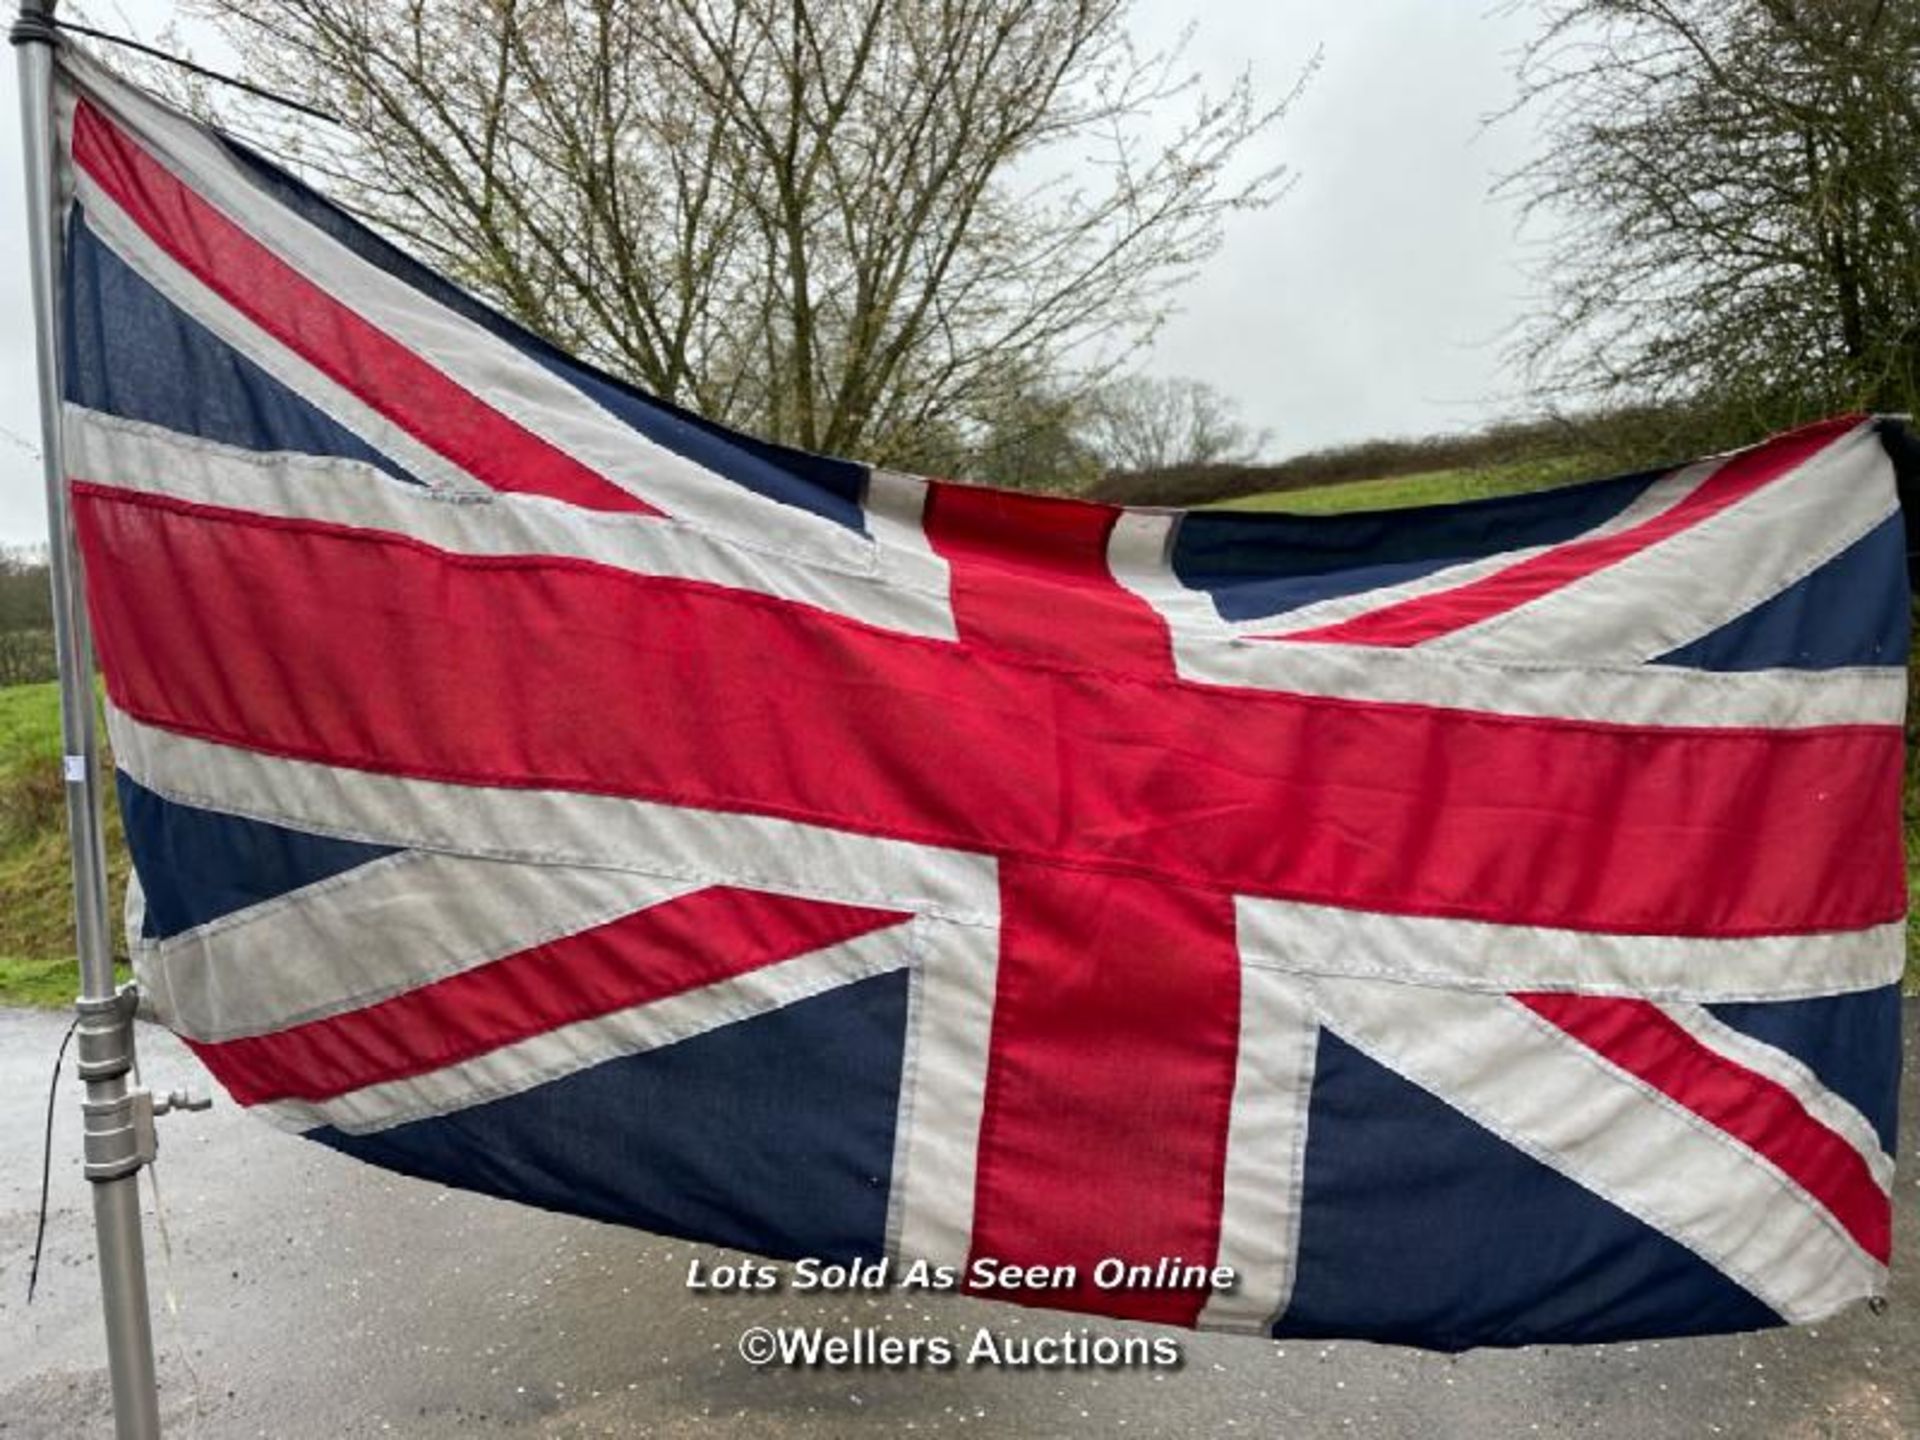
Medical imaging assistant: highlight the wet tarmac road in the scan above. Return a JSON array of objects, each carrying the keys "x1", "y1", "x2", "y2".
[{"x1": 3, "y1": 1006, "x2": 1916, "y2": 1439}]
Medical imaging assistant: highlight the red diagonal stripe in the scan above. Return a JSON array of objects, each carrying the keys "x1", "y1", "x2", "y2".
[
  {"x1": 191, "y1": 886, "x2": 909, "y2": 1106},
  {"x1": 1281, "y1": 417, "x2": 1863, "y2": 647},
  {"x1": 73, "y1": 484, "x2": 1906, "y2": 938},
  {"x1": 1515, "y1": 993, "x2": 1891, "y2": 1264},
  {"x1": 70, "y1": 99, "x2": 657, "y2": 516}
]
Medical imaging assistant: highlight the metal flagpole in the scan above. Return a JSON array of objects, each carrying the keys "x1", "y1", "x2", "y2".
[{"x1": 11, "y1": 2, "x2": 167, "y2": 1435}]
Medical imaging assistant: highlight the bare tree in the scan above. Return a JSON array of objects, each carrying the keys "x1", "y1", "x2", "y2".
[
  {"x1": 964, "y1": 366, "x2": 1105, "y2": 492},
  {"x1": 1082, "y1": 374, "x2": 1268, "y2": 475},
  {"x1": 177, "y1": 0, "x2": 1312, "y2": 472},
  {"x1": 1503, "y1": 0, "x2": 1920, "y2": 441}
]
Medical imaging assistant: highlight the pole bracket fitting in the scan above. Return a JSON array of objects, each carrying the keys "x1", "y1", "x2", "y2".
[
  {"x1": 73, "y1": 982, "x2": 140, "y2": 1081},
  {"x1": 82, "y1": 1088, "x2": 156, "y2": 1182}
]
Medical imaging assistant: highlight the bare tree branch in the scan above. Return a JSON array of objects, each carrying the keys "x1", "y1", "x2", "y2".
[
  {"x1": 173, "y1": 0, "x2": 1308, "y2": 477},
  {"x1": 1499, "y1": 0, "x2": 1920, "y2": 439}
]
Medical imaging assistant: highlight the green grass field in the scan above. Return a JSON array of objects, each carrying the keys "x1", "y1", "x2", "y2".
[
  {"x1": 1204, "y1": 455, "x2": 1605, "y2": 515},
  {"x1": 0, "y1": 680, "x2": 131, "y2": 1007},
  {"x1": 0, "y1": 456, "x2": 1914, "y2": 1004}
]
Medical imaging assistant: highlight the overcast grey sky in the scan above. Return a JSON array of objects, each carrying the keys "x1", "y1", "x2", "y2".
[{"x1": 0, "y1": 1, "x2": 1550, "y2": 544}]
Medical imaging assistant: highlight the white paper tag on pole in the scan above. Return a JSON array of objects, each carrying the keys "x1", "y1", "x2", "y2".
[{"x1": 63, "y1": 754, "x2": 86, "y2": 783}]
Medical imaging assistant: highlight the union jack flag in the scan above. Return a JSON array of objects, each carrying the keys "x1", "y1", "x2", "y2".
[{"x1": 54, "y1": 50, "x2": 1906, "y2": 1350}]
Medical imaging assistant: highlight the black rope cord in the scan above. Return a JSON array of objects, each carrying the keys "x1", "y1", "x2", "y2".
[
  {"x1": 25, "y1": 1014, "x2": 79, "y2": 1304},
  {"x1": 50, "y1": 16, "x2": 347, "y2": 128}
]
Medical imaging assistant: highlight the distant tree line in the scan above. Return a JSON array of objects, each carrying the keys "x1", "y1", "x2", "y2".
[
  {"x1": 0, "y1": 545, "x2": 55, "y2": 687},
  {"x1": 1085, "y1": 403, "x2": 1716, "y2": 509},
  {"x1": 970, "y1": 374, "x2": 1270, "y2": 494}
]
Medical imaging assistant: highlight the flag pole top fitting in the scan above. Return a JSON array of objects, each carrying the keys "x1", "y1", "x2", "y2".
[{"x1": 10, "y1": 1, "x2": 59, "y2": 49}]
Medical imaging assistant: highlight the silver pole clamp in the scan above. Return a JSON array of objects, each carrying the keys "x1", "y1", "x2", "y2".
[
  {"x1": 82, "y1": 1084, "x2": 214, "y2": 1182},
  {"x1": 74, "y1": 983, "x2": 140, "y2": 1081},
  {"x1": 82, "y1": 1089, "x2": 157, "y2": 1182},
  {"x1": 74, "y1": 982, "x2": 213, "y2": 1182}
]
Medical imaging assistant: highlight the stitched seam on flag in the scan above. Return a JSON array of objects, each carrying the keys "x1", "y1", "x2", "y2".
[
  {"x1": 1228, "y1": 464, "x2": 1711, "y2": 639},
  {"x1": 1201, "y1": 636, "x2": 1905, "y2": 699},
  {"x1": 69, "y1": 99, "x2": 666, "y2": 519},
  {"x1": 273, "y1": 935, "x2": 914, "y2": 1133},
  {"x1": 70, "y1": 482, "x2": 1910, "y2": 729},
  {"x1": 1657, "y1": 1001, "x2": 1896, "y2": 1177},
  {"x1": 72, "y1": 411, "x2": 492, "y2": 509},
  {"x1": 1196, "y1": 946, "x2": 1242, "y2": 1325},
  {"x1": 79, "y1": 419, "x2": 886, "y2": 573},
  {"x1": 109, "y1": 715, "x2": 1907, "y2": 940},
  {"x1": 114, "y1": 760, "x2": 1004, "y2": 931},
  {"x1": 140, "y1": 845, "x2": 425, "y2": 948},
  {"x1": 65, "y1": 88, "x2": 884, "y2": 570},
  {"x1": 204, "y1": 899, "x2": 915, "y2": 1104},
  {"x1": 1313, "y1": 422, "x2": 1864, "y2": 652},
  {"x1": 1225, "y1": 980, "x2": 1318, "y2": 1336},
  {"x1": 150, "y1": 871, "x2": 718, "y2": 1044},
  {"x1": 1503, "y1": 999, "x2": 1887, "y2": 1267},
  {"x1": 1431, "y1": 427, "x2": 1889, "y2": 656},
  {"x1": 274, "y1": 947, "x2": 912, "y2": 1128},
  {"x1": 1233, "y1": 946, "x2": 1902, "y2": 1004},
  {"x1": 1464, "y1": 495, "x2": 1896, "y2": 663},
  {"x1": 69, "y1": 187, "x2": 497, "y2": 500},
  {"x1": 882, "y1": 921, "x2": 931, "y2": 1261},
  {"x1": 66, "y1": 395, "x2": 895, "y2": 587},
  {"x1": 1640, "y1": 501, "x2": 1901, "y2": 663},
  {"x1": 152, "y1": 857, "x2": 638, "y2": 964},
  {"x1": 1315, "y1": 1011, "x2": 1809, "y2": 1319},
  {"x1": 1167, "y1": 636, "x2": 1906, "y2": 731},
  {"x1": 1243, "y1": 991, "x2": 1316, "y2": 1336}
]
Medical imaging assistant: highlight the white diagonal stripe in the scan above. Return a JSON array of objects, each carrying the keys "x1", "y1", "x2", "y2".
[
  {"x1": 134, "y1": 850, "x2": 701, "y2": 1044},
  {"x1": 1107, "y1": 464, "x2": 1714, "y2": 642},
  {"x1": 1114, "y1": 517, "x2": 1901, "y2": 729},
  {"x1": 1174, "y1": 636, "x2": 1902, "y2": 727},
  {"x1": 69, "y1": 164, "x2": 490, "y2": 497},
  {"x1": 1426, "y1": 422, "x2": 1896, "y2": 663},
  {"x1": 57, "y1": 51, "x2": 872, "y2": 568},
  {"x1": 1234, "y1": 895, "x2": 1902, "y2": 1003},
  {"x1": 1302, "y1": 977, "x2": 1886, "y2": 1325},
  {"x1": 263, "y1": 924, "x2": 912, "y2": 1135},
  {"x1": 1234, "y1": 462, "x2": 1717, "y2": 638},
  {"x1": 1656, "y1": 1000, "x2": 1895, "y2": 1182}
]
